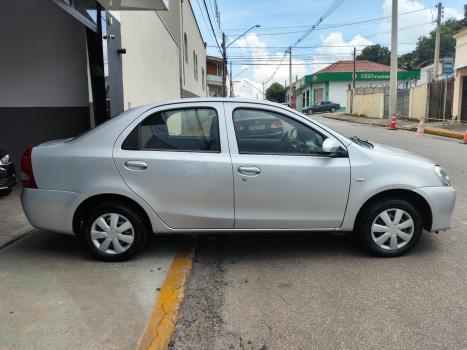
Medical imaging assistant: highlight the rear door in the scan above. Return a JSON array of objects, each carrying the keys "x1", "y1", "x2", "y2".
[
  {"x1": 113, "y1": 102, "x2": 234, "y2": 229},
  {"x1": 225, "y1": 102, "x2": 351, "y2": 229}
]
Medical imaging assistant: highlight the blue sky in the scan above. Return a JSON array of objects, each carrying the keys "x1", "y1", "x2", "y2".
[{"x1": 192, "y1": 0, "x2": 464, "y2": 97}]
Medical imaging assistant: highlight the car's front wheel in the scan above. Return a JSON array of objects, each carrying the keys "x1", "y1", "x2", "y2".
[
  {"x1": 80, "y1": 202, "x2": 149, "y2": 261},
  {"x1": 330, "y1": 107, "x2": 336, "y2": 113},
  {"x1": 357, "y1": 198, "x2": 423, "y2": 257}
]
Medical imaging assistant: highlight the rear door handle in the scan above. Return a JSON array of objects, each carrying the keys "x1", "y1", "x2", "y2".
[
  {"x1": 124, "y1": 160, "x2": 148, "y2": 170},
  {"x1": 238, "y1": 166, "x2": 261, "y2": 176}
]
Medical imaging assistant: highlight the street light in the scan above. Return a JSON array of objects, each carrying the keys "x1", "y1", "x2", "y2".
[
  {"x1": 222, "y1": 24, "x2": 261, "y2": 97},
  {"x1": 230, "y1": 68, "x2": 248, "y2": 97},
  {"x1": 233, "y1": 67, "x2": 248, "y2": 80},
  {"x1": 226, "y1": 25, "x2": 261, "y2": 48},
  {"x1": 243, "y1": 80, "x2": 264, "y2": 99}
]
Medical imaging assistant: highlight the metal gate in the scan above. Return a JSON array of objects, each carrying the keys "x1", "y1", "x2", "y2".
[
  {"x1": 397, "y1": 88, "x2": 410, "y2": 117},
  {"x1": 428, "y1": 78, "x2": 454, "y2": 121}
]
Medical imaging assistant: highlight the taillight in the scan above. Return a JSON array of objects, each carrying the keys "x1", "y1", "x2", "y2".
[{"x1": 20, "y1": 147, "x2": 37, "y2": 189}]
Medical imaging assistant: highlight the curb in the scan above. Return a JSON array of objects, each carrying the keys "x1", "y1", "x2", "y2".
[
  {"x1": 323, "y1": 115, "x2": 464, "y2": 140},
  {"x1": 137, "y1": 237, "x2": 197, "y2": 350}
]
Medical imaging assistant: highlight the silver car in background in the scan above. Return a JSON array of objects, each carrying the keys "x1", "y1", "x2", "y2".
[{"x1": 20, "y1": 98, "x2": 455, "y2": 261}]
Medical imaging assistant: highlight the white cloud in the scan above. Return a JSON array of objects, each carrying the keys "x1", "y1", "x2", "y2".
[
  {"x1": 231, "y1": 32, "x2": 376, "y2": 97},
  {"x1": 310, "y1": 32, "x2": 373, "y2": 72},
  {"x1": 378, "y1": 0, "x2": 462, "y2": 52},
  {"x1": 234, "y1": 34, "x2": 308, "y2": 97}
]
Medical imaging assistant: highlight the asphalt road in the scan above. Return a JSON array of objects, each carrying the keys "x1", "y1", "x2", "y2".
[{"x1": 171, "y1": 116, "x2": 467, "y2": 350}]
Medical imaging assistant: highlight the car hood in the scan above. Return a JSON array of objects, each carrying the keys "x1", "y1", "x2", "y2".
[{"x1": 372, "y1": 142, "x2": 434, "y2": 164}]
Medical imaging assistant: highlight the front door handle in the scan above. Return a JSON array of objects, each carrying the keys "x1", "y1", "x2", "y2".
[
  {"x1": 238, "y1": 166, "x2": 261, "y2": 176},
  {"x1": 125, "y1": 160, "x2": 148, "y2": 170}
]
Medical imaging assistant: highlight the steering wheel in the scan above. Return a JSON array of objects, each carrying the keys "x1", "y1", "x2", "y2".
[{"x1": 278, "y1": 131, "x2": 290, "y2": 149}]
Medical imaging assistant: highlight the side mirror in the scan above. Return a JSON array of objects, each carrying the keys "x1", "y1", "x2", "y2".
[{"x1": 322, "y1": 138, "x2": 347, "y2": 157}]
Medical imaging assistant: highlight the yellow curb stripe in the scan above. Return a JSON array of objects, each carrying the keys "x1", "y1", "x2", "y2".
[{"x1": 137, "y1": 241, "x2": 195, "y2": 350}]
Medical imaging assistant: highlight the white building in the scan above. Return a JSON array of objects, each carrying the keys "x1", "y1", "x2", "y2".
[{"x1": 0, "y1": 0, "x2": 207, "y2": 166}]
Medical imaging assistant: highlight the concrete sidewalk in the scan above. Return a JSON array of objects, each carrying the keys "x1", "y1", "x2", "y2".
[
  {"x1": 0, "y1": 186, "x2": 31, "y2": 248},
  {"x1": 322, "y1": 113, "x2": 466, "y2": 140}
]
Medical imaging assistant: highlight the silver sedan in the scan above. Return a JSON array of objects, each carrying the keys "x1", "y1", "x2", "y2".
[{"x1": 20, "y1": 98, "x2": 456, "y2": 261}]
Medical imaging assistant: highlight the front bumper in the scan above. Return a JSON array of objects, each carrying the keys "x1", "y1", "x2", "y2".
[
  {"x1": 0, "y1": 162, "x2": 17, "y2": 190},
  {"x1": 413, "y1": 186, "x2": 456, "y2": 231},
  {"x1": 21, "y1": 188, "x2": 86, "y2": 234}
]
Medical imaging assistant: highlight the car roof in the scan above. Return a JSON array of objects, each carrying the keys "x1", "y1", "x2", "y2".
[{"x1": 140, "y1": 97, "x2": 291, "y2": 110}]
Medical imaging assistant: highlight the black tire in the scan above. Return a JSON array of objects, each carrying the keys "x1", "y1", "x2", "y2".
[
  {"x1": 0, "y1": 188, "x2": 12, "y2": 197},
  {"x1": 79, "y1": 202, "x2": 149, "y2": 261},
  {"x1": 356, "y1": 198, "x2": 423, "y2": 257},
  {"x1": 308, "y1": 109, "x2": 313, "y2": 114},
  {"x1": 330, "y1": 107, "x2": 336, "y2": 113}
]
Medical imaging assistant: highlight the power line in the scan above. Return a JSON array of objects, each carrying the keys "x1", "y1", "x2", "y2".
[
  {"x1": 264, "y1": 0, "x2": 346, "y2": 85},
  {"x1": 202, "y1": 0, "x2": 222, "y2": 54},
  {"x1": 195, "y1": 0, "x2": 222, "y2": 55},
  {"x1": 223, "y1": 7, "x2": 434, "y2": 33},
  {"x1": 207, "y1": 42, "x2": 418, "y2": 49}
]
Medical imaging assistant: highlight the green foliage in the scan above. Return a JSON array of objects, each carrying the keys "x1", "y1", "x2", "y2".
[
  {"x1": 398, "y1": 18, "x2": 463, "y2": 70},
  {"x1": 357, "y1": 44, "x2": 391, "y2": 65},
  {"x1": 266, "y1": 82, "x2": 286, "y2": 103}
]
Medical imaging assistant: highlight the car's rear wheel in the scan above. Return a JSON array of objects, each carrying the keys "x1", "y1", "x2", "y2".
[
  {"x1": 330, "y1": 107, "x2": 336, "y2": 113},
  {"x1": 80, "y1": 202, "x2": 148, "y2": 261},
  {"x1": 357, "y1": 198, "x2": 423, "y2": 257}
]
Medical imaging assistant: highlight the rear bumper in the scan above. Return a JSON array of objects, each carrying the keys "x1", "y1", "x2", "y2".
[
  {"x1": 21, "y1": 188, "x2": 86, "y2": 234},
  {"x1": 413, "y1": 186, "x2": 456, "y2": 231}
]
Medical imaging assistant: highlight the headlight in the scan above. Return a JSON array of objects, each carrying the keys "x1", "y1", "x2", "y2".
[
  {"x1": 0, "y1": 154, "x2": 10, "y2": 165},
  {"x1": 434, "y1": 165, "x2": 451, "y2": 186}
]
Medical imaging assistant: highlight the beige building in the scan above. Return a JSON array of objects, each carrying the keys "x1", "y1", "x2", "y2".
[
  {"x1": 452, "y1": 27, "x2": 467, "y2": 121},
  {"x1": 120, "y1": 0, "x2": 207, "y2": 109}
]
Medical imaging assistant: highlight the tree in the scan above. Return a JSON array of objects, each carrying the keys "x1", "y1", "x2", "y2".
[
  {"x1": 398, "y1": 18, "x2": 463, "y2": 70},
  {"x1": 266, "y1": 82, "x2": 286, "y2": 103},
  {"x1": 357, "y1": 44, "x2": 391, "y2": 65}
]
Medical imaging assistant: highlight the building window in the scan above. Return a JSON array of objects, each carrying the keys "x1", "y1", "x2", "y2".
[
  {"x1": 184, "y1": 33, "x2": 188, "y2": 63},
  {"x1": 193, "y1": 51, "x2": 198, "y2": 80},
  {"x1": 201, "y1": 68, "x2": 205, "y2": 90}
]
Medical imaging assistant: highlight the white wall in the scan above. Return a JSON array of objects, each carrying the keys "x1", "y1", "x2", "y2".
[
  {"x1": 328, "y1": 81, "x2": 349, "y2": 107},
  {"x1": 120, "y1": 10, "x2": 181, "y2": 108},
  {"x1": 0, "y1": 0, "x2": 89, "y2": 107},
  {"x1": 181, "y1": 0, "x2": 207, "y2": 97}
]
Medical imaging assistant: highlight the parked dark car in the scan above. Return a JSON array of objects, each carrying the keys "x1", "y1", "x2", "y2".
[
  {"x1": 302, "y1": 101, "x2": 340, "y2": 114},
  {"x1": 0, "y1": 149, "x2": 16, "y2": 196}
]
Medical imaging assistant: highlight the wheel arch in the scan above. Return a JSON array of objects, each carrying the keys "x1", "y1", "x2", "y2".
[
  {"x1": 72, "y1": 193, "x2": 154, "y2": 235},
  {"x1": 354, "y1": 189, "x2": 433, "y2": 231}
]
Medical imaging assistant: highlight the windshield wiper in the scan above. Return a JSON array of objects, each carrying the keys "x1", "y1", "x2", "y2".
[{"x1": 350, "y1": 136, "x2": 374, "y2": 149}]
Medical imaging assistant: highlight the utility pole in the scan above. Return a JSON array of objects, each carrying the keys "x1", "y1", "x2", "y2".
[
  {"x1": 262, "y1": 82, "x2": 265, "y2": 100},
  {"x1": 352, "y1": 47, "x2": 356, "y2": 89},
  {"x1": 222, "y1": 32, "x2": 227, "y2": 97},
  {"x1": 433, "y1": 2, "x2": 442, "y2": 81},
  {"x1": 350, "y1": 47, "x2": 356, "y2": 114},
  {"x1": 289, "y1": 46, "x2": 292, "y2": 91},
  {"x1": 388, "y1": 0, "x2": 398, "y2": 118},
  {"x1": 230, "y1": 61, "x2": 233, "y2": 97}
]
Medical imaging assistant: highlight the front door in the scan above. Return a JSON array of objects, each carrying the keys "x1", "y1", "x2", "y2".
[
  {"x1": 225, "y1": 103, "x2": 350, "y2": 229},
  {"x1": 113, "y1": 102, "x2": 234, "y2": 229},
  {"x1": 461, "y1": 77, "x2": 467, "y2": 121},
  {"x1": 105, "y1": 12, "x2": 124, "y2": 117}
]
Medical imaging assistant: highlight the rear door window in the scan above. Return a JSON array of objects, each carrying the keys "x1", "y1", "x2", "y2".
[{"x1": 123, "y1": 108, "x2": 220, "y2": 152}]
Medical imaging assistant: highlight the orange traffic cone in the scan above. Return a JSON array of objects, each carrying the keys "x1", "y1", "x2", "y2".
[
  {"x1": 416, "y1": 117, "x2": 425, "y2": 135},
  {"x1": 460, "y1": 130, "x2": 467, "y2": 144},
  {"x1": 388, "y1": 114, "x2": 397, "y2": 130}
]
